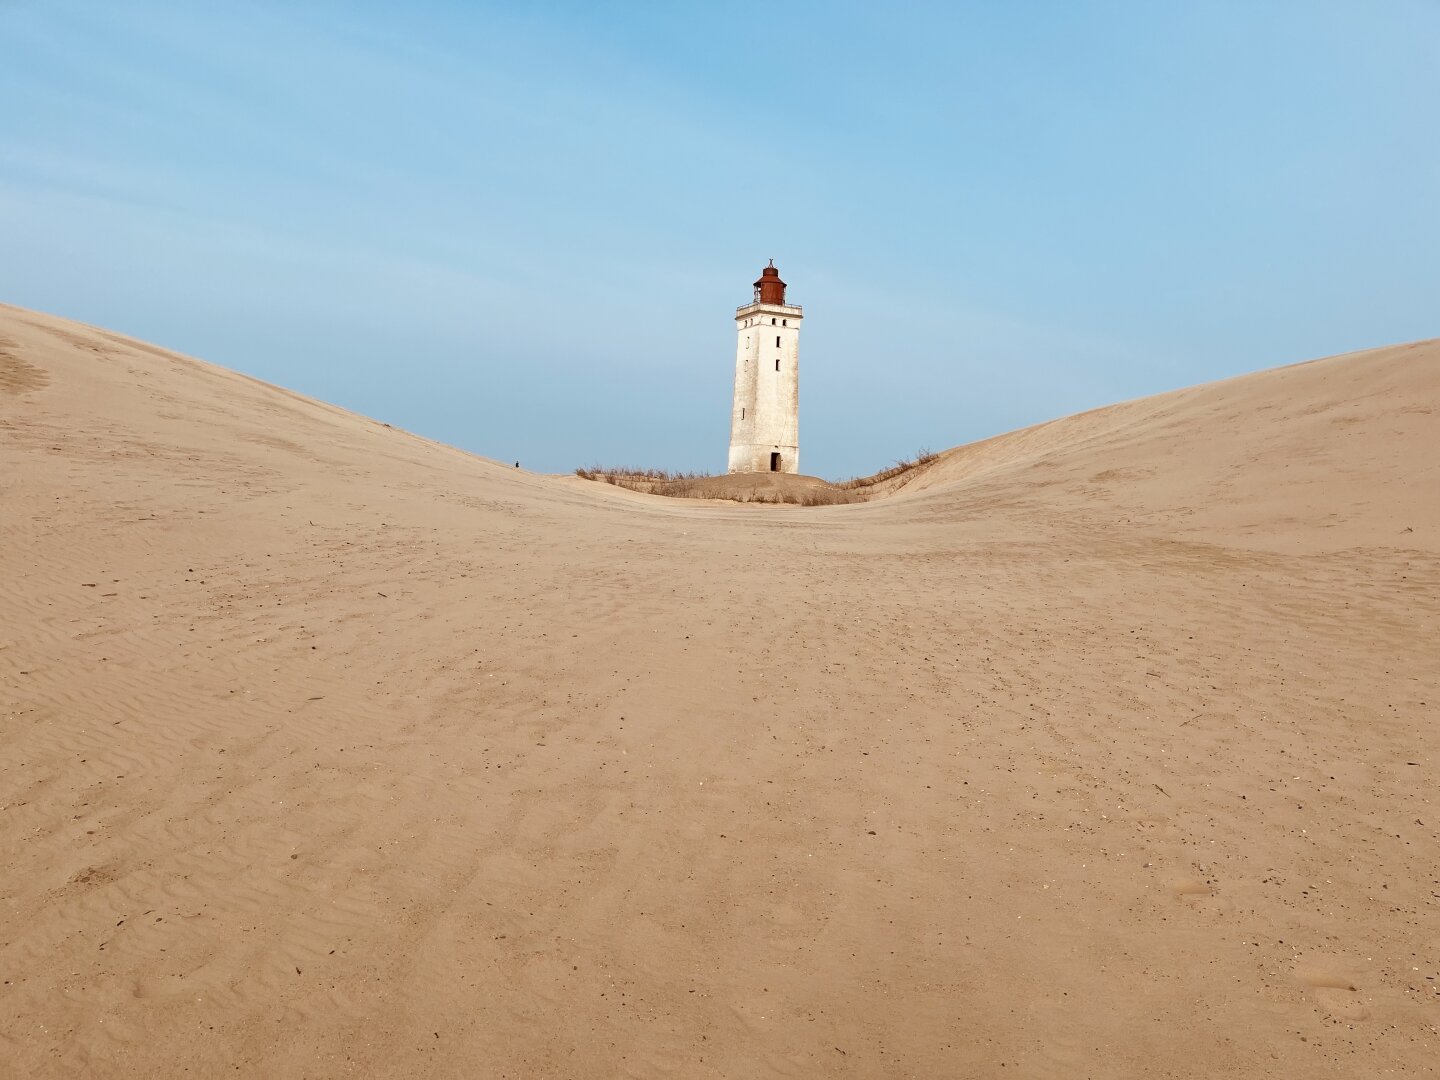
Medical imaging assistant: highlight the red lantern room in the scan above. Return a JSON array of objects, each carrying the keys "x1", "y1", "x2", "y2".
[{"x1": 753, "y1": 260, "x2": 787, "y2": 305}]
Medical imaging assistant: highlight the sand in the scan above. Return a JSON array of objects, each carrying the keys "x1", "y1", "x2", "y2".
[{"x1": 2, "y1": 302, "x2": 1437, "y2": 1077}]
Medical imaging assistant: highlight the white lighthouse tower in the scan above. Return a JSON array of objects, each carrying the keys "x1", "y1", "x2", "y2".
[{"x1": 728, "y1": 261, "x2": 802, "y2": 474}]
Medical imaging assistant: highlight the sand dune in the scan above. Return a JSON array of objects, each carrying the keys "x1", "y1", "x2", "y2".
[
  {"x1": 902, "y1": 340, "x2": 1438, "y2": 553},
  {"x1": 2, "y1": 302, "x2": 1437, "y2": 1078}
]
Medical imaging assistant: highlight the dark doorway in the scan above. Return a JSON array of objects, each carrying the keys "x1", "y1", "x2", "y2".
[{"x1": 770, "y1": 452, "x2": 781, "y2": 472}]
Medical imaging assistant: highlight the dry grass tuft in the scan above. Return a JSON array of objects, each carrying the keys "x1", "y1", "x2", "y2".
[
  {"x1": 835, "y1": 448, "x2": 940, "y2": 490},
  {"x1": 574, "y1": 465, "x2": 714, "y2": 485},
  {"x1": 572, "y1": 449, "x2": 941, "y2": 506}
]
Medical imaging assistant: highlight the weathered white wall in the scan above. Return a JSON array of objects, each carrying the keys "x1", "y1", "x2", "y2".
[{"x1": 728, "y1": 303, "x2": 801, "y2": 474}]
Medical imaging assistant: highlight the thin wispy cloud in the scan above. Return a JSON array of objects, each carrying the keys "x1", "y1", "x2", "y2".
[{"x1": 2, "y1": 1, "x2": 1436, "y2": 475}]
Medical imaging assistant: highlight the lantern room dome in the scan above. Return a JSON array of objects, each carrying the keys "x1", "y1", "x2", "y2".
[{"x1": 753, "y1": 261, "x2": 787, "y2": 305}]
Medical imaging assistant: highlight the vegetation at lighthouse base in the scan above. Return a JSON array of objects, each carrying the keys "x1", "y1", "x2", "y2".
[{"x1": 573, "y1": 449, "x2": 940, "y2": 504}]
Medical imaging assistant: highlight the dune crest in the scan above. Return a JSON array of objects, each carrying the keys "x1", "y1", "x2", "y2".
[
  {"x1": 897, "y1": 339, "x2": 1439, "y2": 553},
  {"x1": 2, "y1": 303, "x2": 1437, "y2": 1078}
]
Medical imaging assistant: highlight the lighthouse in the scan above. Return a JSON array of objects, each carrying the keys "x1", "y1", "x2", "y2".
[{"x1": 728, "y1": 261, "x2": 802, "y2": 474}]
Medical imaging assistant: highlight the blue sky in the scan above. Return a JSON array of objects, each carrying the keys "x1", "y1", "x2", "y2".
[{"x1": 2, "y1": 1, "x2": 1437, "y2": 478}]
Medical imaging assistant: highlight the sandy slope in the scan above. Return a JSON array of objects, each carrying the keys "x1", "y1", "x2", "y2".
[
  {"x1": 902, "y1": 340, "x2": 1439, "y2": 554},
  {"x1": 2, "y1": 303, "x2": 1437, "y2": 1078}
]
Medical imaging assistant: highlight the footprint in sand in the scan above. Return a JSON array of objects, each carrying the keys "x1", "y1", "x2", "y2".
[
  {"x1": 1297, "y1": 964, "x2": 1369, "y2": 1021},
  {"x1": 1168, "y1": 875, "x2": 1232, "y2": 914},
  {"x1": 1169, "y1": 877, "x2": 1213, "y2": 897}
]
